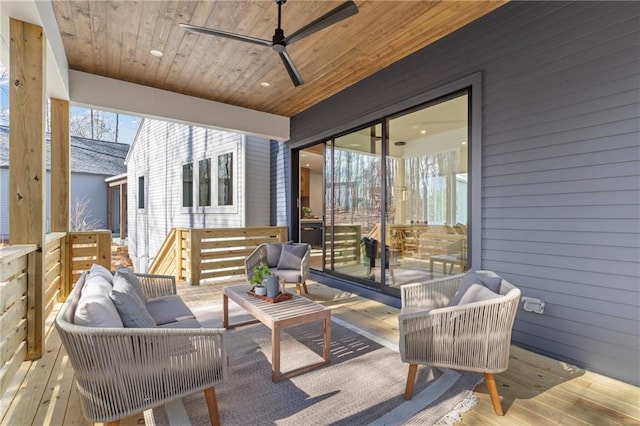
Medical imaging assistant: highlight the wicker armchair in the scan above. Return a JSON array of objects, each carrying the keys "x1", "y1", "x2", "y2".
[
  {"x1": 399, "y1": 270, "x2": 520, "y2": 415},
  {"x1": 55, "y1": 271, "x2": 227, "y2": 426},
  {"x1": 245, "y1": 242, "x2": 311, "y2": 294}
]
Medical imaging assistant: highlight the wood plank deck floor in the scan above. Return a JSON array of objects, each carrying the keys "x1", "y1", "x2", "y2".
[{"x1": 2, "y1": 278, "x2": 638, "y2": 425}]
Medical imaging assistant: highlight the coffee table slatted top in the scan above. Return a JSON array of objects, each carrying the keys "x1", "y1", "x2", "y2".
[{"x1": 223, "y1": 285, "x2": 329, "y2": 326}]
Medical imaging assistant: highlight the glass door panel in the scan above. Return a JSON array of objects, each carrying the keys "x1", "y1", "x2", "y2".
[
  {"x1": 385, "y1": 93, "x2": 469, "y2": 288},
  {"x1": 324, "y1": 124, "x2": 384, "y2": 288}
]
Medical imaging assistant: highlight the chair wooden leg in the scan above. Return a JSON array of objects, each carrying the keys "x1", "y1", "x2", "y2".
[
  {"x1": 204, "y1": 386, "x2": 221, "y2": 426},
  {"x1": 404, "y1": 364, "x2": 418, "y2": 400},
  {"x1": 484, "y1": 373, "x2": 504, "y2": 416},
  {"x1": 302, "y1": 281, "x2": 309, "y2": 294},
  {"x1": 296, "y1": 283, "x2": 302, "y2": 295}
]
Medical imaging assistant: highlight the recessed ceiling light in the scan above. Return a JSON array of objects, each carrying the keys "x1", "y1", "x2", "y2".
[
  {"x1": 461, "y1": 141, "x2": 467, "y2": 145},
  {"x1": 260, "y1": 81, "x2": 270, "y2": 87},
  {"x1": 150, "y1": 49, "x2": 163, "y2": 57},
  {"x1": 420, "y1": 130, "x2": 427, "y2": 135},
  {"x1": 305, "y1": 163, "x2": 310, "y2": 167}
]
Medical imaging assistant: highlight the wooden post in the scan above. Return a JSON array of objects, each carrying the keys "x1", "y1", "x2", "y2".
[
  {"x1": 50, "y1": 98, "x2": 70, "y2": 233},
  {"x1": 120, "y1": 182, "x2": 127, "y2": 239},
  {"x1": 190, "y1": 230, "x2": 201, "y2": 285},
  {"x1": 96, "y1": 231, "x2": 112, "y2": 270},
  {"x1": 277, "y1": 226, "x2": 288, "y2": 242},
  {"x1": 175, "y1": 228, "x2": 183, "y2": 280},
  {"x1": 9, "y1": 18, "x2": 47, "y2": 360}
]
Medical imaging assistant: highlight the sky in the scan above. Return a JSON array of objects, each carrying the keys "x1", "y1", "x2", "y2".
[{"x1": 0, "y1": 63, "x2": 141, "y2": 145}]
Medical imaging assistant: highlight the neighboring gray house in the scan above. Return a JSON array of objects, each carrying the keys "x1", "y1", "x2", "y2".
[
  {"x1": 0, "y1": 125, "x2": 129, "y2": 240},
  {"x1": 125, "y1": 118, "x2": 271, "y2": 272},
  {"x1": 285, "y1": 1, "x2": 640, "y2": 387}
]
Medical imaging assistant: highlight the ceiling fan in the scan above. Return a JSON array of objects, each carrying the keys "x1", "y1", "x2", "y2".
[{"x1": 179, "y1": 0, "x2": 358, "y2": 87}]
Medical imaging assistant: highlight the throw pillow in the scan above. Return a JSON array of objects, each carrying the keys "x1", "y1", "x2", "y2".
[
  {"x1": 448, "y1": 271, "x2": 502, "y2": 306},
  {"x1": 110, "y1": 273, "x2": 156, "y2": 328},
  {"x1": 90, "y1": 263, "x2": 114, "y2": 284},
  {"x1": 277, "y1": 243, "x2": 308, "y2": 270},
  {"x1": 456, "y1": 282, "x2": 502, "y2": 306},
  {"x1": 81, "y1": 275, "x2": 113, "y2": 297},
  {"x1": 266, "y1": 242, "x2": 292, "y2": 267},
  {"x1": 74, "y1": 292, "x2": 124, "y2": 328},
  {"x1": 114, "y1": 267, "x2": 146, "y2": 301}
]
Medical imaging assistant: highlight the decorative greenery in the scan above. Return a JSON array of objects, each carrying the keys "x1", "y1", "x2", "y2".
[
  {"x1": 249, "y1": 263, "x2": 271, "y2": 287},
  {"x1": 302, "y1": 206, "x2": 313, "y2": 217}
]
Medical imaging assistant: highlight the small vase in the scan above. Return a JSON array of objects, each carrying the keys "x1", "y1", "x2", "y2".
[
  {"x1": 254, "y1": 286, "x2": 267, "y2": 296},
  {"x1": 265, "y1": 275, "x2": 280, "y2": 299}
]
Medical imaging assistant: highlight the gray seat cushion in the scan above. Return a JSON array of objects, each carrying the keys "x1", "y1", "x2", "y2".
[
  {"x1": 274, "y1": 269, "x2": 302, "y2": 283},
  {"x1": 145, "y1": 295, "x2": 196, "y2": 326},
  {"x1": 158, "y1": 318, "x2": 202, "y2": 329}
]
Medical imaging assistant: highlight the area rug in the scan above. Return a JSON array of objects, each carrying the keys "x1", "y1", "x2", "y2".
[{"x1": 145, "y1": 303, "x2": 482, "y2": 425}]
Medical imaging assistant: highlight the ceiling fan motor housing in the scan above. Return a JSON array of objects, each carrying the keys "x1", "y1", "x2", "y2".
[{"x1": 273, "y1": 28, "x2": 286, "y2": 52}]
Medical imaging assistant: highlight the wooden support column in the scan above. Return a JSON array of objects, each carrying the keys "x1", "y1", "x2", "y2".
[
  {"x1": 50, "y1": 99, "x2": 70, "y2": 297},
  {"x1": 120, "y1": 182, "x2": 127, "y2": 239},
  {"x1": 9, "y1": 18, "x2": 47, "y2": 360},
  {"x1": 50, "y1": 99, "x2": 70, "y2": 232}
]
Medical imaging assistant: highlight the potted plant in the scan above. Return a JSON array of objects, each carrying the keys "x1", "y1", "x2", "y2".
[{"x1": 250, "y1": 264, "x2": 271, "y2": 296}]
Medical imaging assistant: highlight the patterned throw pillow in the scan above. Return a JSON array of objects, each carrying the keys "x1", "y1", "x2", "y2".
[
  {"x1": 277, "y1": 243, "x2": 308, "y2": 270},
  {"x1": 110, "y1": 273, "x2": 156, "y2": 328},
  {"x1": 114, "y1": 267, "x2": 147, "y2": 301},
  {"x1": 448, "y1": 271, "x2": 503, "y2": 306}
]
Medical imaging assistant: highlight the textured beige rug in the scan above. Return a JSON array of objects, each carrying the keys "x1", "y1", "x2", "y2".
[{"x1": 145, "y1": 303, "x2": 481, "y2": 425}]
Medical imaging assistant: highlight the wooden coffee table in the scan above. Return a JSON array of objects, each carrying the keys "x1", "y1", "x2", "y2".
[{"x1": 223, "y1": 284, "x2": 331, "y2": 383}]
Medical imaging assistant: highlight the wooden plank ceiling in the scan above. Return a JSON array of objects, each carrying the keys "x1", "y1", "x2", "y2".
[{"x1": 52, "y1": 0, "x2": 506, "y2": 117}]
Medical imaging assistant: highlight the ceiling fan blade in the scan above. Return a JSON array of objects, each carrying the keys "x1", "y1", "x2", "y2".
[
  {"x1": 179, "y1": 23, "x2": 272, "y2": 47},
  {"x1": 285, "y1": 0, "x2": 358, "y2": 45},
  {"x1": 278, "y1": 50, "x2": 304, "y2": 87}
]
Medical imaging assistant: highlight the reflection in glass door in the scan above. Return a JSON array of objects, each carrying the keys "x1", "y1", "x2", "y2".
[
  {"x1": 324, "y1": 123, "x2": 387, "y2": 288},
  {"x1": 318, "y1": 91, "x2": 469, "y2": 294},
  {"x1": 385, "y1": 93, "x2": 469, "y2": 289}
]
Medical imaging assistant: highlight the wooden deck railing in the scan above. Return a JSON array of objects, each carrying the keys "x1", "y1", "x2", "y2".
[
  {"x1": 149, "y1": 226, "x2": 288, "y2": 284},
  {"x1": 0, "y1": 230, "x2": 112, "y2": 397},
  {"x1": 0, "y1": 244, "x2": 36, "y2": 398}
]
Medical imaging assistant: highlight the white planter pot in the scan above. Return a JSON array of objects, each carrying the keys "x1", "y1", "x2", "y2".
[{"x1": 254, "y1": 286, "x2": 267, "y2": 296}]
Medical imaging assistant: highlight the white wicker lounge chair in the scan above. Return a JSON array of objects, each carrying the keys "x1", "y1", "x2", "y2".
[
  {"x1": 399, "y1": 270, "x2": 520, "y2": 415},
  {"x1": 56, "y1": 271, "x2": 227, "y2": 425}
]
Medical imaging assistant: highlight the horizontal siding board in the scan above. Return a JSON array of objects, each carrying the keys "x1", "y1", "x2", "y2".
[
  {"x1": 512, "y1": 325, "x2": 638, "y2": 370},
  {"x1": 512, "y1": 329, "x2": 639, "y2": 386},
  {"x1": 485, "y1": 161, "x2": 639, "y2": 187},
  {"x1": 483, "y1": 205, "x2": 640, "y2": 220},
  {"x1": 483, "y1": 191, "x2": 640, "y2": 208},
  {"x1": 483, "y1": 218, "x2": 638, "y2": 233},
  {"x1": 484, "y1": 31, "x2": 639, "y2": 105},
  {"x1": 483, "y1": 176, "x2": 640, "y2": 197},
  {"x1": 484, "y1": 104, "x2": 639, "y2": 146},
  {"x1": 483, "y1": 228, "x2": 640, "y2": 250},
  {"x1": 484, "y1": 118, "x2": 640, "y2": 156},
  {"x1": 483, "y1": 239, "x2": 639, "y2": 263},
  {"x1": 483, "y1": 261, "x2": 637, "y2": 294},
  {"x1": 483, "y1": 250, "x2": 639, "y2": 277},
  {"x1": 484, "y1": 133, "x2": 639, "y2": 167},
  {"x1": 516, "y1": 315, "x2": 639, "y2": 355}
]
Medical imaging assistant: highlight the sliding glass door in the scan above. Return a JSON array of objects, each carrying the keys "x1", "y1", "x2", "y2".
[{"x1": 300, "y1": 91, "x2": 470, "y2": 295}]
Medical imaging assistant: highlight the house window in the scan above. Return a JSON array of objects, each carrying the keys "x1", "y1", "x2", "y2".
[
  {"x1": 199, "y1": 158, "x2": 211, "y2": 207},
  {"x1": 217, "y1": 153, "x2": 233, "y2": 206},
  {"x1": 182, "y1": 163, "x2": 193, "y2": 207},
  {"x1": 138, "y1": 176, "x2": 145, "y2": 209}
]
